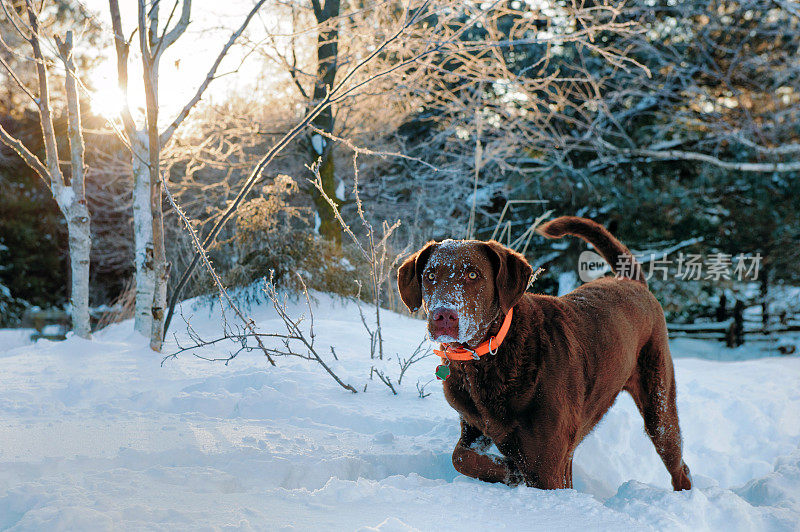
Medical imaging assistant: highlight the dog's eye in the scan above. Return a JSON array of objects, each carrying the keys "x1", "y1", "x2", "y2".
[
  {"x1": 427, "y1": 272, "x2": 435, "y2": 281},
  {"x1": 467, "y1": 271, "x2": 478, "y2": 280}
]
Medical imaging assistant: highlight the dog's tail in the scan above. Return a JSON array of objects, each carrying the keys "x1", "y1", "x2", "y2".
[{"x1": 536, "y1": 216, "x2": 647, "y2": 287}]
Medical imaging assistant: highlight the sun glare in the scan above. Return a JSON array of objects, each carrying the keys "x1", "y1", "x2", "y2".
[
  {"x1": 90, "y1": 84, "x2": 127, "y2": 121},
  {"x1": 82, "y1": 3, "x2": 275, "y2": 131},
  {"x1": 87, "y1": 53, "x2": 224, "y2": 128},
  {"x1": 88, "y1": 59, "x2": 145, "y2": 122}
]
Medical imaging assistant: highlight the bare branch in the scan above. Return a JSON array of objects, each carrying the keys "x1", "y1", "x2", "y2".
[
  {"x1": 108, "y1": 0, "x2": 139, "y2": 138},
  {"x1": 0, "y1": 0, "x2": 31, "y2": 40},
  {"x1": 158, "y1": 167, "x2": 277, "y2": 365},
  {"x1": 416, "y1": 379, "x2": 433, "y2": 398},
  {"x1": 397, "y1": 338, "x2": 433, "y2": 385},
  {"x1": 728, "y1": 135, "x2": 800, "y2": 156},
  {"x1": 0, "y1": 124, "x2": 50, "y2": 187},
  {"x1": 371, "y1": 366, "x2": 397, "y2": 395},
  {"x1": 23, "y1": 0, "x2": 64, "y2": 189},
  {"x1": 595, "y1": 139, "x2": 800, "y2": 173},
  {"x1": 308, "y1": 125, "x2": 438, "y2": 171},
  {"x1": 156, "y1": 0, "x2": 192, "y2": 55},
  {"x1": 0, "y1": 48, "x2": 36, "y2": 102},
  {"x1": 263, "y1": 276, "x2": 359, "y2": 393},
  {"x1": 159, "y1": 0, "x2": 266, "y2": 145}
]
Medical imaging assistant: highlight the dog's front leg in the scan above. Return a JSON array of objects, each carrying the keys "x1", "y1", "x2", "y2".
[
  {"x1": 462, "y1": 365, "x2": 515, "y2": 444},
  {"x1": 452, "y1": 419, "x2": 522, "y2": 485},
  {"x1": 496, "y1": 425, "x2": 573, "y2": 490}
]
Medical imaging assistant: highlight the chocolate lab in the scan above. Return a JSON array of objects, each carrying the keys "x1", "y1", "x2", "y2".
[{"x1": 397, "y1": 216, "x2": 692, "y2": 491}]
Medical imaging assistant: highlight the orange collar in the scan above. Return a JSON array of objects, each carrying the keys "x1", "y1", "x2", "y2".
[{"x1": 434, "y1": 307, "x2": 514, "y2": 361}]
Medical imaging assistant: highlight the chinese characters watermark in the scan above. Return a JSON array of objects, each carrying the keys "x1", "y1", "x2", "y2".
[{"x1": 578, "y1": 251, "x2": 762, "y2": 282}]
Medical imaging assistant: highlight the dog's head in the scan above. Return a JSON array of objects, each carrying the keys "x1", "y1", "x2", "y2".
[{"x1": 397, "y1": 240, "x2": 532, "y2": 348}]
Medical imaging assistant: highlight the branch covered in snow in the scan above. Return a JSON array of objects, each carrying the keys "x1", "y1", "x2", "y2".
[
  {"x1": 158, "y1": 168, "x2": 277, "y2": 366},
  {"x1": 309, "y1": 153, "x2": 405, "y2": 360},
  {"x1": 262, "y1": 276, "x2": 358, "y2": 393}
]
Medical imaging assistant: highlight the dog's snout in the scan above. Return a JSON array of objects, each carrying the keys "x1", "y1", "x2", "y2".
[
  {"x1": 432, "y1": 307, "x2": 459, "y2": 325},
  {"x1": 430, "y1": 307, "x2": 460, "y2": 341}
]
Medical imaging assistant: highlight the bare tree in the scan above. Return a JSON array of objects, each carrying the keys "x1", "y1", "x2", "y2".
[
  {"x1": 0, "y1": 2, "x2": 91, "y2": 337},
  {"x1": 107, "y1": 0, "x2": 266, "y2": 350}
]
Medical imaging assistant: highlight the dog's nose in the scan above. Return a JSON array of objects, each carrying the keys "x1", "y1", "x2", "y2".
[{"x1": 431, "y1": 307, "x2": 459, "y2": 327}]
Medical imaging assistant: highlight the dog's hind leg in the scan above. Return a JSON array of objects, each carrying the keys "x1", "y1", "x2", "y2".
[
  {"x1": 626, "y1": 333, "x2": 692, "y2": 491},
  {"x1": 563, "y1": 456, "x2": 574, "y2": 489}
]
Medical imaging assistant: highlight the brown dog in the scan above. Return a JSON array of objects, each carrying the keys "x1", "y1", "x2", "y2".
[{"x1": 397, "y1": 216, "x2": 692, "y2": 491}]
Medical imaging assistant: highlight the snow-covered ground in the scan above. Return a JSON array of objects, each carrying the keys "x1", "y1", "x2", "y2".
[{"x1": 0, "y1": 293, "x2": 798, "y2": 531}]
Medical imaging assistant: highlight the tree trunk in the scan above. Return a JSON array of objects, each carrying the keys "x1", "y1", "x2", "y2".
[
  {"x1": 311, "y1": 148, "x2": 341, "y2": 242},
  {"x1": 58, "y1": 30, "x2": 92, "y2": 339},
  {"x1": 65, "y1": 202, "x2": 92, "y2": 338},
  {"x1": 141, "y1": 46, "x2": 167, "y2": 351},
  {"x1": 149, "y1": 172, "x2": 168, "y2": 351},
  {"x1": 760, "y1": 264, "x2": 770, "y2": 329},
  {"x1": 309, "y1": 0, "x2": 341, "y2": 243},
  {"x1": 131, "y1": 134, "x2": 155, "y2": 336}
]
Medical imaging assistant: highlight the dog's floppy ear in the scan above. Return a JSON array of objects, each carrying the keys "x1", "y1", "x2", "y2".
[
  {"x1": 483, "y1": 241, "x2": 533, "y2": 313},
  {"x1": 397, "y1": 241, "x2": 438, "y2": 312}
]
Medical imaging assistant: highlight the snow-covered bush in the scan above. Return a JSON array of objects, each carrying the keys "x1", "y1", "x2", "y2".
[{"x1": 216, "y1": 174, "x2": 377, "y2": 305}]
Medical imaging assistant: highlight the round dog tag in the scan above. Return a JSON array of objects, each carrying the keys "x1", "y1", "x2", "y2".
[{"x1": 435, "y1": 364, "x2": 451, "y2": 381}]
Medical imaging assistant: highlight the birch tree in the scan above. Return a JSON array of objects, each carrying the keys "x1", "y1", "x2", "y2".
[
  {"x1": 0, "y1": 2, "x2": 91, "y2": 337},
  {"x1": 107, "y1": 0, "x2": 265, "y2": 351}
]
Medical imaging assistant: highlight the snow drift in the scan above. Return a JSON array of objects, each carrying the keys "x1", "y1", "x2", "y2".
[{"x1": 0, "y1": 293, "x2": 797, "y2": 530}]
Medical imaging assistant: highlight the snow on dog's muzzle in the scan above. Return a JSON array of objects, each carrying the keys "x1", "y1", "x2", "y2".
[{"x1": 429, "y1": 306, "x2": 459, "y2": 342}]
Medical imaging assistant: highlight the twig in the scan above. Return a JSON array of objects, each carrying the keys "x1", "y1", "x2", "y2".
[
  {"x1": 371, "y1": 366, "x2": 397, "y2": 395},
  {"x1": 263, "y1": 275, "x2": 359, "y2": 393},
  {"x1": 308, "y1": 153, "x2": 405, "y2": 360},
  {"x1": 416, "y1": 378, "x2": 433, "y2": 399},
  {"x1": 397, "y1": 338, "x2": 433, "y2": 385},
  {"x1": 158, "y1": 169, "x2": 276, "y2": 365}
]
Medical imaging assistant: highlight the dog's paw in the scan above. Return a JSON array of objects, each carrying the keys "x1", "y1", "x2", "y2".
[{"x1": 505, "y1": 468, "x2": 524, "y2": 487}]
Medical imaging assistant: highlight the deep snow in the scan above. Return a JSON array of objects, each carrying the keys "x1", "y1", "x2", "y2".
[{"x1": 0, "y1": 293, "x2": 798, "y2": 531}]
